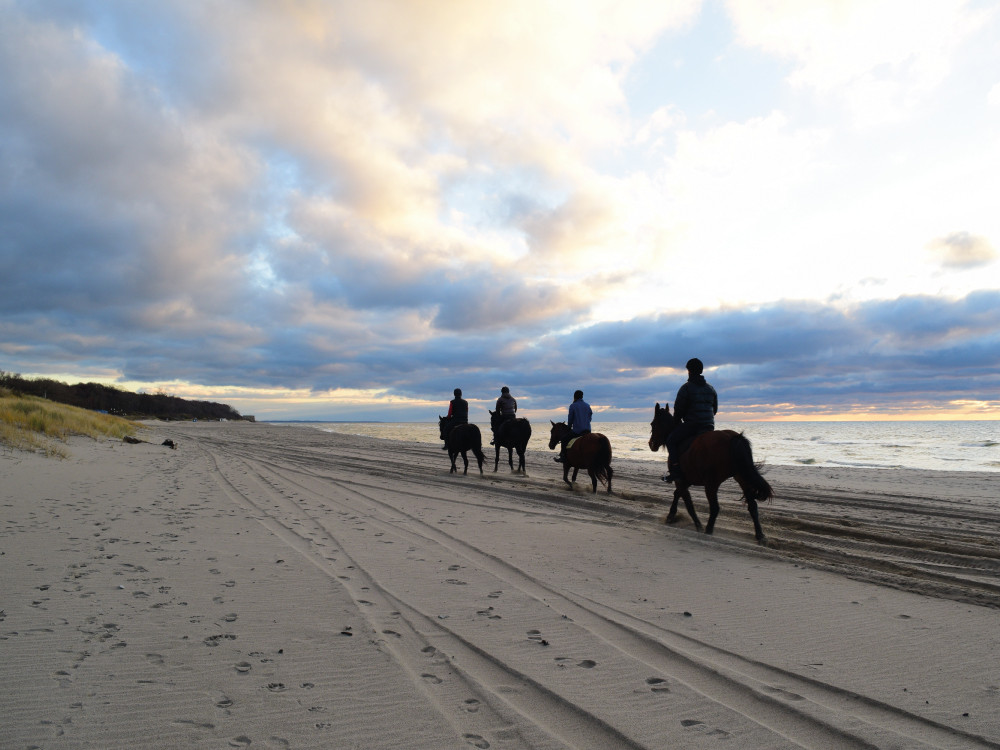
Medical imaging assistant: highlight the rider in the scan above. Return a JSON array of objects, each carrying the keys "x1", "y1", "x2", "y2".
[
  {"x1": 443, "y1": 388, "x2": 469, "y2": 449},
  {"x1": 554, "y1": 389, "x2": 592, "y2": 463},
  {"x1": 663, "y1": 358, "x2": 717, "y2": 483},
  {"x1": 490, "y1": 386, "x2": 518, "y2": 444}
]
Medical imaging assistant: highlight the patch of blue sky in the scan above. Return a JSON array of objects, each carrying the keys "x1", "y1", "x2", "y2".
[{"x1": 623, "y1": 1, "x2": 791, "y2": 127}]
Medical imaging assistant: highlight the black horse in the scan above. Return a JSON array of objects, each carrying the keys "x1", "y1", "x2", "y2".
[
  {"x1": 648, "y1": 402, "x2": 772, "y2": 542},
  {"x1": 489, "y1": 410, "x2": 532, "y2": 474},
  {"x1": 438, "y1": 416, "x2": 486, "y2": 475}
]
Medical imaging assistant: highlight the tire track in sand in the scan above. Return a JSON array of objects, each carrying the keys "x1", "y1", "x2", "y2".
[{"x1": 195, "y1": 436, "x2": 999, "y2": 750}]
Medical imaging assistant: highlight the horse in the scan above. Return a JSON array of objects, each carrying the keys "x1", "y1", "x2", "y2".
[
  {"x1": 438, "y1": 416, "x2": 486, "y2": 475},
  {"x1": 489, "y1": 410, "x2": 532, "y2": 474},
  {"x1": 548, "y1": 421, "x2": 613, "y2": 493},
  {"x1": 648, "y1": 402, "x2": 772, "y2": 542}
]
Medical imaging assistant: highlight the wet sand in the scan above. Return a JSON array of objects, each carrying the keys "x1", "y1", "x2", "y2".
[{"x1": 2, "y1": 421, "x2": 998, "y2": 749}]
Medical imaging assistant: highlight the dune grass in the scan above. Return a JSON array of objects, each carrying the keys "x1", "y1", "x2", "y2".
[{"x1": 0, "y1": 389, "x2": 142, "y2": 458}]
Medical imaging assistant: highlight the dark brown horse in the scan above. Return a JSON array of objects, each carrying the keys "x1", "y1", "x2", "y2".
[
  {"x1": 489, "y1": 410, "x2": 532, "y2": 474},
  {"x1": 548, "y1": 421, "x2": 613, "y2": 493},
  {"x1": 438, "y1": 416, "x2": 486, "y2": 475},
  {"x1": 648, "y1": 402, "x2": 772, "y2": 541}
]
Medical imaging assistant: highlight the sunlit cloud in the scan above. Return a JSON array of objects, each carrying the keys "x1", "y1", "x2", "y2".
[{"x1": 1, "y1": 0, "x2": 999, "y2": 420}]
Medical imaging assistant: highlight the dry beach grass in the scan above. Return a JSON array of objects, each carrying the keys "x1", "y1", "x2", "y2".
[
  {"x1": 1, "y1": 420, "x2": 998, "y2": 748},
  {"x1": 0, "y1": 391, "x2": 139, "y2": 457}
]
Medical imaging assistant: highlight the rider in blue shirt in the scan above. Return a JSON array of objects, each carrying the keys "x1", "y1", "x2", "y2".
[{"x1": 555, "y1": 390, "x2": 592, "y2": 462}]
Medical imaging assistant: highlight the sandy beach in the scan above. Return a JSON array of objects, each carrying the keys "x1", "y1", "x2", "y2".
[{"x1": 2, "y1": 421, "x2": 999, "y2": 749}]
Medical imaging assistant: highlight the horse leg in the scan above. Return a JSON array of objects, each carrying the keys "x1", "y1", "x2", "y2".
[
  {"x1": 588, "y1": 468, "x2": 597, "y2": 493},
  {"x1": 563, "y1": 464, "x2": 574, "y2": 487},
  {"x1": 461, "y1": 450, "x2": 469, "y2": 475},
  {"x1": 665, "y1": 490, "x2": 681, "y2": 524},
  {"x1": 507, "y1": 446, "x2": 514, "y2": 471},
  {"x1": 704, "y1": 484, "x2": 721, "y2": 535},
  {"x1": 516, "y1": 447, "x2": 525, "y2": 474},
  {"x1": 606, "y1": 464, "x2": 613, "y2": 493},
  {"x1": 448, "y1": 449, "x2": 458, "y2": 474},
  {"x1": 747, "y1": 496, "x2": 765, "y2": 542},
  {"x1": 680, "y1": 487, "x2": 702, "y2": 531},
  {"x1": 493, "y1": 444, "x2": 500, "y2": 472},
  {"x1": 733, "y1": 477, "x2": 766, "y2": 542}
]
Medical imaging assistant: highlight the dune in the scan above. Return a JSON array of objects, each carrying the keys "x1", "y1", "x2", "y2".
[{"x1": 1, "y1": 421, "x2": 998, "y2": 749}]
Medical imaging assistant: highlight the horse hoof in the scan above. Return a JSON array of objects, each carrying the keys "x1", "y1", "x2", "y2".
[{"x1": 664, "y1": 515, "x2": 677, "y2": 525}]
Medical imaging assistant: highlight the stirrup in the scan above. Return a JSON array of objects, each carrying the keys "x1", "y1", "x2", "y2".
[
  {"x1": 661, "y1": 474, "x2": 674, "y2": 483},
  {"x1": 554, "y1": 455, "x2": 563, "y2": 463}
]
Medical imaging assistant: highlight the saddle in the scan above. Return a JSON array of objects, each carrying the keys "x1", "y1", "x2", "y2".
[{"x1": 676, "y1": 427, "x2": 713, "y2": 458}]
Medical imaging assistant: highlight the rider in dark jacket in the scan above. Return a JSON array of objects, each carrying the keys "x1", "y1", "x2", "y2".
[
  {"x1": 443, "y1": 388, "x2": 469, "y2": 449},
  {"x1": 663, "y1": 358, "x2": 717, "y2": 483},
  {"x1": 491, "y1": 386, "x2": 517, "y2": 444}
]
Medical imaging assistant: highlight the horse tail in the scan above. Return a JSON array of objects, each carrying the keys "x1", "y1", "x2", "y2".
[
  {"x1": 518, "y1": 419, "x2": 532, "y2": 451},
  {"x1": 730, "y1": 433, "x2": 773, "y2": 502},
  {"x1": 592, "y1": 434, "x2": 613, "y2": 486},
  {"x1": 470, "y1": 425, "x2": 487, "y2": 465}
]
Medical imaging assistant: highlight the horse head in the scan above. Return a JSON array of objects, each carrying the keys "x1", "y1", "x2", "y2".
[
  {"x1": 489, "y1": 409, "x2": 501, "y2": 433},
  {"x1": 548, "y1": 420, "x2": 568, "y2": 450},
  {"x1": 438, "y1": 415, "x2": 451, "y2": 441},
  {"x1": 648, "y1": 402, "x2": 674, "y2": 451}
]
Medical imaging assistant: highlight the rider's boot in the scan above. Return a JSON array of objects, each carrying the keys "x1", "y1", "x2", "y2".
[{"x1": 662, "y1": 458, "x2": 679, "y2": 483}]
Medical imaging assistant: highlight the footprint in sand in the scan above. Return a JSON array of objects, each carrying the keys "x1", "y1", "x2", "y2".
[
  {"x1": 266, "y1": 682, "x2": 287, "y2": 692},
  {"x1": 204, "y1": 634, "x2": 237, "y2": 647},
  {"x1": 234, "y1": 662, "x2": 252, "y2": 674},
  {"x1": 421, "y1": 673, "x2": 443, "y2": 684},
  {"x1": 646, "y1": 677, "x2": 670, "y2": 692},
  {"x1": 464, "y1": 733, "x2": 490, "y2": 748},
  {"x1": 681, "y1": 719, "x2": 730, "y2": 738},
  {"x1": 526, "y1": 630, "x2": 550, "y2": 646},
  {"x1": 228, "y1": 737, "x2": 251, "y2": 748},
  {"x1": 463, "y1": 698, "x2": 481, "y2": 713}
]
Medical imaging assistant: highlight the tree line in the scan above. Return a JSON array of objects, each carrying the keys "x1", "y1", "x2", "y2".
[{"x1": 0, "y1": 372, "x2": 249, "y2": 421}]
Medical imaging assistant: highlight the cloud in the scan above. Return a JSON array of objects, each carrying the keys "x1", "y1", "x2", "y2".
[
  {"x1": 927, "y1": 231, "x2": 997, "y2": 269},
  {"x1": 726, "y1": 0, "x2": 992, "y2": 126},
  {"x1": 1, "y1": 2, "x2": 999, "y2": 421}
]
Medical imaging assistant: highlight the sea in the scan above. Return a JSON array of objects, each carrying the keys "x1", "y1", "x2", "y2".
[{"x1": 269, "y1": 420, "x2": 1000, "y2": 473}]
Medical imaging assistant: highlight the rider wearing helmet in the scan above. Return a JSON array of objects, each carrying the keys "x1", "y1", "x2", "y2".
[
  {"x1": 663, "y1": 358, "x2": 717, "y2": 483},
  {"x1": 490, "y1": 386, "x2": 518, "y2": 444},
  {"x1": 443, "y1": 388, "x2": 469, "y2": 449}
]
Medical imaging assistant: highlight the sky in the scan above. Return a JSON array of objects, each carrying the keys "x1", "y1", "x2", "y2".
[{"x1": 1, "y1": 0, "x2": 999, "y2": 423}]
